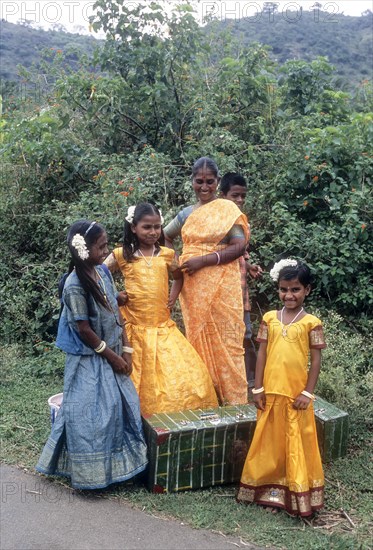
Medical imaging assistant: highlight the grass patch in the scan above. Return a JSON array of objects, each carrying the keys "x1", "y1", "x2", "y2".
[
  {"x1": 1, "y1": 344, "x2": 372, "y2": 549},
  {"x1": 0, "y1": 345, "x2": 63, "y2": 466}
]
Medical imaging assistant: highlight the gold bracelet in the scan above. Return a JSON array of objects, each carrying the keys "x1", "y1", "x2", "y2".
[
  {"x1": 301, "y1": 390, "x2": 316, "y2": 400},
  {"x1": 123, "y1": 346, "x2": 134, "y2": 354},
  {"x1": 94, "y1": 341, "x2": 106, "y2": 354},
  {"x1": 252, "y1": 386, "x2": 265, "y2": 394}
]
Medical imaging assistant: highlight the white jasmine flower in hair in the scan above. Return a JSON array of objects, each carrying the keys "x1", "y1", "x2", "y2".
[
  {"x1": 125, "y1": 205, "x2": 136, "y2": 224},
  {"x1": 71, "y1": 234, "x2": 89, "y2": 260},
  {"x1": 158, "y1": 209, "x2": 164, "y2": 224},
  {"x1": 269, "y1": 259, "x2": 298, "y2": 282}
]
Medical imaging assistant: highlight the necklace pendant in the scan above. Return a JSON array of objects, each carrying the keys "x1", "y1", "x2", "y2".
[
  {"x1": 282, "y1": 328, "x2": 287, "y2": 337},
  {"x1": 138, "y1": 246, "x2": 155, "y2": 267}
]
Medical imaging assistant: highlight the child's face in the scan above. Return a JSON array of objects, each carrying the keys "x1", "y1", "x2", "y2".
[
  {"x1": 131, "y1": 214, "x2": 162, "y2": 247},
  {"x1": 89, "y1": 232, "x2": 109, "y2": 265},
  {"x1": 222, "y1": 185, "x2": 247, "y2": 210},
  {"x1": 192, "y1": 168, "x2": 219, "y2": 204},
  {"x1": 278, "y1": 277, "x2": 310, "y2": 311}
]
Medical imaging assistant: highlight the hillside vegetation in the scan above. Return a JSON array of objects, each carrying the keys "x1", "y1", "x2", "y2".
[
  {"x1": 0, "y1": 20, "x2": 99, "y2": 81},
  {"x1": 212, "y1": 8, "x2": 372, "y2": 86},
  {"x1": 1, "y1": 8, "x2": 372, "y2": 86}
]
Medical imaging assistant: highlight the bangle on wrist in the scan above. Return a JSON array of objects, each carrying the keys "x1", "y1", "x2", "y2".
[
  {"x1": 94, "y1": 340, "x2": 106, "y2": 354},
  {"x1": 213, "y1": 251, "x2": 221, "y2": 265},
  {"x1": 252, "y1": 386, "x2": 265, "y2": 394},
  {"x1": 301, "y1": 390, "x2": 316, "y2": 400},
  {"x1": 123, "y1": 346, "x2": 134, "y2": 354}
]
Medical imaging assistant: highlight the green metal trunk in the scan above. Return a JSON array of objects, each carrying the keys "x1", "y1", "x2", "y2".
[
  {"x1": 143, "y1": 398, "x2": 349, "y2": 493},
  {"x1": 143, "y1": 405, "x2": 256, "y2": 493},
  {"x1": 314, "y1": 396, "x2": 349, "y2": 462}
]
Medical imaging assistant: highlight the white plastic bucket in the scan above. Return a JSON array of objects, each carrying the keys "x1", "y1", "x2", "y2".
[{"x1": 48, "y1": 392, "x2": 63, "y2": 425}]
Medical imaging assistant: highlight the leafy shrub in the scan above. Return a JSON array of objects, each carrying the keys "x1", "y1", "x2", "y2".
[
  {"x1": 314, "y1": 310, "x2": 372, "y2": 445},
  {"x1": 0, "y1": 1, "x2": 372, "y2": 346}
]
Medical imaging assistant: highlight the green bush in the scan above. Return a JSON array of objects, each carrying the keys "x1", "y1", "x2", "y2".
[
  {"x1": 314, "y1": 310, "x2": 372, "y2": 445},
  {"x1": 0, "y1": 1, "x2": 372, "y2": 346}
]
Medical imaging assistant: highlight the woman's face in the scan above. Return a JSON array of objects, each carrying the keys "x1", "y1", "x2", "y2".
[{"x1": 192, "y1": 167, "x2": 219, "y2": 204}]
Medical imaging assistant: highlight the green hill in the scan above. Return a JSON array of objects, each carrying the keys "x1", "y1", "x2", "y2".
[
  {"x1": 210, "y1": 8, "x2": 372, "y2": 86},
  {"x1": 0, "y1": 20, "x2": 101, "y2": 81},
  {"x1": 1, "y1": 9, "x2": 372, "y2": 86}
]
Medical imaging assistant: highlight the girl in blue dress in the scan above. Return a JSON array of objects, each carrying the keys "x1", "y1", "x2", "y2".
[{"x1": 36, "y1": 220, "x2": 148, "y2": 489}]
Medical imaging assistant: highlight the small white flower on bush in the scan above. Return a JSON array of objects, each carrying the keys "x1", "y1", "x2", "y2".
[
  {"x1": 269, "y1": 258, "x2": 298, "y2": 282},
  {"x1": 71, "y1": 234, "x2": 89, "y2": 260}
]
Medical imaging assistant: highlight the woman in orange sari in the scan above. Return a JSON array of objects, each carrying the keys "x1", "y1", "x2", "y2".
[{"x1": 164, "y1": 157, "x2": 249, "y2": 405}]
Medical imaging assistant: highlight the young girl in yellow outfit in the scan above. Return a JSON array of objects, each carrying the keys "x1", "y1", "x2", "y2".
[
  {"x1": 104, "y1": 203, "x2": 218, "y2": 416},
  {"x1": 237, "y1": 259, "x2": 326, "y2": 516}
]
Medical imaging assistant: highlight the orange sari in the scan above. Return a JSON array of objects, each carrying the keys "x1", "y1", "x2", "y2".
[{"x1": 179, "y1": 199, "x2": 249, "y2": 405}]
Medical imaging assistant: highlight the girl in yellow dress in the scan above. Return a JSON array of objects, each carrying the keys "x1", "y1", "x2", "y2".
[
  {"x1": 237, "y1": 259, "x2": 326, "y2": 516},
  {"x1": 104, "y1": 203, "x2": 218, "y2": 416}
]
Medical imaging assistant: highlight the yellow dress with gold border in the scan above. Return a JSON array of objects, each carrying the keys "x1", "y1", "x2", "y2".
[
  {"x1": 111, "y1": 246, "x2": 218, "y2": 416},
  {"x1": 179, "y1": 199, "x2": 249, "y2": 405},
  {"x1": 237, "y1": 311, "x2": 326, "y2": 516}
]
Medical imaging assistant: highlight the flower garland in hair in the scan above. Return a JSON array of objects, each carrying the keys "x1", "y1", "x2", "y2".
[
  {"x1": 125, "y1": 205, "x2": 164, "y2": 224},
  {"x1": 269, "y1": 258, "x2": 298, "y2": 282},
  {"x1": 71, "y1": 234, "x2": 89, "y2": 260},
  {"x1": 125, "y1": 206, "x2": 136, "y2": 224}
]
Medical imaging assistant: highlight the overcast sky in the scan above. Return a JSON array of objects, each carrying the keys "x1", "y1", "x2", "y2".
[{"x1": 1, "y1": 1, "x2": 372, "y2": 35}]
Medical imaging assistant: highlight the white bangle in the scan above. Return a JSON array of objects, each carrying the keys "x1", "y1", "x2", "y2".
[
  {"x1": 301, "y1": 390, "x2": 316, "y2": 400},
  {"x1": 213, "y1": 251, "x2": 221, "y2": 265},
  {"x1": 94, "y1": 340, "x2": 106, "y2": 353},
  {"x1": 252, "y1": 386, "x2": 265, "y2": 394},
  {"x1": 123, "y1": 346, "x2": 134, "y2": 354}
]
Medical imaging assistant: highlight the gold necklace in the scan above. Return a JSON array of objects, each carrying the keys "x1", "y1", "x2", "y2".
[
  {"x1": 137, "y1": 246, "x2": 155, "y2": 267},
  {"x1": 280, "y1": 306, "x2": 304, "y2": 337}
]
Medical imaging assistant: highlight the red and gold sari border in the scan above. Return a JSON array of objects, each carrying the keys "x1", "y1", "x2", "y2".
[{"x1": 237, "y1": 482, "x2": 324, "y2": 516}]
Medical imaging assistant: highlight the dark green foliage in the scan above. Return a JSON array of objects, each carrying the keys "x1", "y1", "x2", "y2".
[{"x1": 0, "y1": 1, "x2": 371, "y2": 347}]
